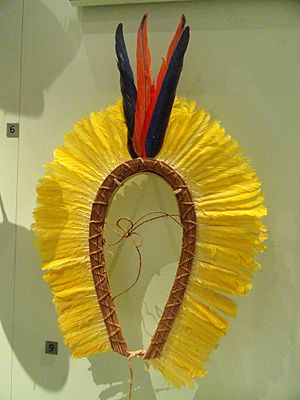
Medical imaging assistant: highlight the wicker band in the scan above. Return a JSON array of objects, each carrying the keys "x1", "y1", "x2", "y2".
[{"x1": 89, "y1": 158, "x2": 196, "y2": 359}]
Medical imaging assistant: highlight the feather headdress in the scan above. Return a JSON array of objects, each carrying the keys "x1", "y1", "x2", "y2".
[{"x1": 34, "y1": 15, "x2": 267, "y2": 390}]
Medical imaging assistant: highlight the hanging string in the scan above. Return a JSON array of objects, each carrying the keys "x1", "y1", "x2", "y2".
[
  {"x1": 127, "y1": 349, "x2": 146, "y2": 400},
  {"x1": 105, "y1": 211, "x2": 182, "y2": 302},
  {"x1": 105, "y1": 211, "x2": 182, "y2": 399}
]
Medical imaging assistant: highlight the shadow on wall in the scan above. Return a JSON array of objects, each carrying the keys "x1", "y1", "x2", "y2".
[
  {"x1": 0, "y1": 0, "x2": 80, "y2": 117},
  {"x1": 0, "y1": 195, "x2": 69, "y2": 391},
  {"x1": 76, "y1": 3, "x2": 197, "y2": 107},
  {"x1": 76, "y1": 0, "x2": 300, "y2": 115},
  {"x1": 192, "y1": 237, "x2": 296, "y2": 400},
  {"x1": 88, "y1": 175, "x2": 183, "y2": 399},
  {"x1": 247, "y1": 239, "x2": 300, "y2": 398}
]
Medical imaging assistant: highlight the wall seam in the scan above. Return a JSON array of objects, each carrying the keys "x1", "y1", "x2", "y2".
[{"x1": 10, "y1": 1, "x2": 25, "y2": 399}]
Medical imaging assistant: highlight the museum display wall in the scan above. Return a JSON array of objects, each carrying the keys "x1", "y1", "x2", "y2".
[{"x1": 1, "y1": 1, "x2": 299, "y2": 399}]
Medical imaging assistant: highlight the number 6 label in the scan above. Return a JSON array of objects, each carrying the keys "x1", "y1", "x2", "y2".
[{"x1": 6, "y1": 123, "x2": 19, "y2": 138}]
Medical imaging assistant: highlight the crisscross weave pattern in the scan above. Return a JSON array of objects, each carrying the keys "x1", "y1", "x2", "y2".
[{"x1": 89, "y1": 158, "x2": 196, "y2": 359}]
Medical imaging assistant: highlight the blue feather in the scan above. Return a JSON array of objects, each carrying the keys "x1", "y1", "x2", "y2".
[
  {"x1": 115, "y1": 23, "x2": 137, "y2": 158},
  {"x1": 145, "y1": 27, "x2": 190, "y2": 158}
]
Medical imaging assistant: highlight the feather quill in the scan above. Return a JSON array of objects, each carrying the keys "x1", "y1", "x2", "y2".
[
  {"x1": 115, "y1": 23, "x2": 137, "y2": 158},
  {"x1": 145, "y1": 26, "x2": 190, "y2": 158},
  {"x1": 133, "y1": 14, "x2": 154, "y2": 156}
]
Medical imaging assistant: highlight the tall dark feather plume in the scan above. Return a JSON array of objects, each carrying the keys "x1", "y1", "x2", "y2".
[
  {"x1": 133, "y1": 14, "x2": 154, "y2": 157},
  {"x1": 115, "y1": 23, "x2": 137, "y2": 158},
  {"x1": 145, "y1": 27, "x2": 190, "y2": 158}
]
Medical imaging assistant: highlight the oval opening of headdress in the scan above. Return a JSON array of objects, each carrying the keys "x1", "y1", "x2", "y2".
[{"x1": 89, "y1": 158, "x2": 196, "y2": 359}]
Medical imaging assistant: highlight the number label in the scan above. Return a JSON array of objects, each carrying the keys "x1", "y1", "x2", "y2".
[
  {"x1": 45, "y1": 340, "x2": 58, "y2": 355},
  {"x1": 6, "y1": 123, "x2": 19, "y2": 138}
]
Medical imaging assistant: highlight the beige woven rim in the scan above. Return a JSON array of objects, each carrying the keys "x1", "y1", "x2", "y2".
[{"x1": 89, "y1": 158, "x2": 196, "y2": 359}]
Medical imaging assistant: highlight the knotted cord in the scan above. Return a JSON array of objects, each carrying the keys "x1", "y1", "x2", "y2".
[{"x1": 105, "y1": 211, "x2": 182, "y2": 301}]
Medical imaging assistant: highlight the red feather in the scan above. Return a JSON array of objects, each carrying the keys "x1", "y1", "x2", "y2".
[
  {"x1": 133, "y1": 14, "x2": 154, "y2": 156},
  {"x1": 140, "y1": 15, "x2": 186, "y2": 156},
  {"x1": 156, "y1": 15, "x2": 186, "y2": 95}
]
